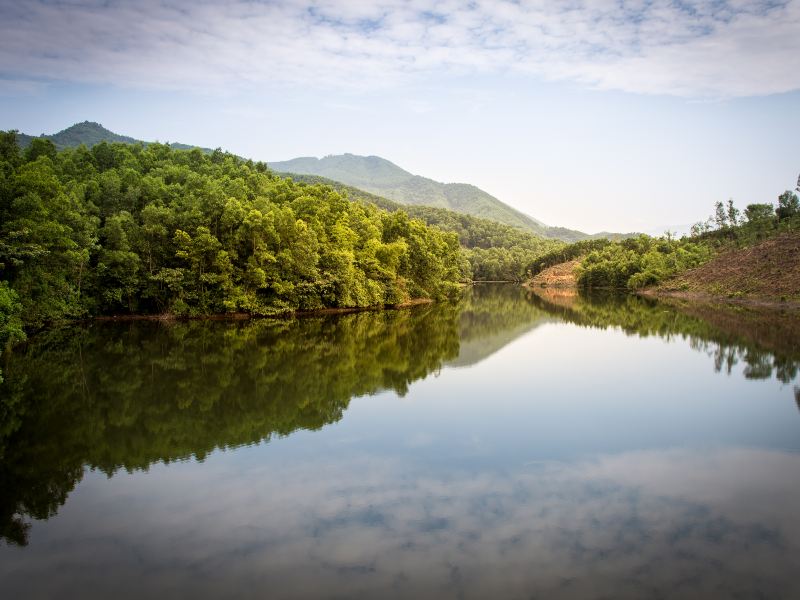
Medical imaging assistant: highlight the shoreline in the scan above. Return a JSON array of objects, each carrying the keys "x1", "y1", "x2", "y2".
[
  {"x1": 522, "y1": 280, "x2": 800, "y2": 311},
  {"x1": 636, "y1": 289, "x2": 800, "y2": 311},
  {"x1": 89, "y1": 297, "x2": 436, "y2": 323}
]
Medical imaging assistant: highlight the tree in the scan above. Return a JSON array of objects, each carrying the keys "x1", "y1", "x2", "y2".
[
  {"x1": 0, "y1": 130, "x2": 21, "y2": 166},
  {"x1": 714, "y1": 200, "x2": 728, "y2": 229},
  {"x1": 776, "y1": 190, "x2": 799, "y2": 220},
  {"x1": 23, "y1": 138, "x2": 57, "y2": 163},
  {"x1": 726, "y1": 199, "x2": 739, "y2": 228},
  {"x1": 744, "y1": 203, "x2": 775, "y2": 224}
]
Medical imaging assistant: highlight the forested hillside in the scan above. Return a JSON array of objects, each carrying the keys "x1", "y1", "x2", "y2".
[
  {"x1": 282, "y1": 172, "x2": 563, "y2": 280},
  {"x1": 268, "y1": 152, "x2": 626, "y2": 242},
  {"x1": 0, "y1": 132, "x2": 468, "y2": 362}
]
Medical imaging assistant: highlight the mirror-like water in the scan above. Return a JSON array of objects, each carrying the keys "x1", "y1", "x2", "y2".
[{"x1": 1, "y1": 285, "x2": 799, "y2": 599}]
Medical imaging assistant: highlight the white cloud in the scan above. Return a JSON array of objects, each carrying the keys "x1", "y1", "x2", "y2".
[
  {"x1": 0, "y1": 0, "x2": 797, "y2": 98},
  {"x1": 5, "y1": 446, "x2": 800, "y2": 598}
]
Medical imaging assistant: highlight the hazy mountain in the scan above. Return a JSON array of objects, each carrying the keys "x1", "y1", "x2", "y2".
[
  {"x1": 269, "y1": 154, "x2": 552, "y2": 231},
  {"x1": 15, "y1": 121, "x2": 210, "y2": 152}
]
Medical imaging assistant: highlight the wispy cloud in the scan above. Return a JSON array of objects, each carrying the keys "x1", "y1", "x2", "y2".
[
  {"x1": 0, "y1": 0, "x2": 797, "y2": 98},
  {"x1": 5, "y1": 446, "x2": 800, "y2": 597}
]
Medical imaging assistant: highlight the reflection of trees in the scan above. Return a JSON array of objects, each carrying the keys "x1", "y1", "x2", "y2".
[
  {"x1": 449, "y1": 284, "x2": 551, "y2": 367},
  {"x1": 0, "y1": 304, "x2": 461, "y2": 545},
  {"x1": 527, "y1": 288, "x2": 800, "y2": 384}
]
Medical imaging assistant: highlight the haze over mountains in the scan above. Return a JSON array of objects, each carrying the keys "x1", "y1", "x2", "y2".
[
  {"x1": 269, "y1": 154, "x2": 547, "y2": 230},
  {"x1": 15, "y1": 122, "x2": 631, "y2": 241}
]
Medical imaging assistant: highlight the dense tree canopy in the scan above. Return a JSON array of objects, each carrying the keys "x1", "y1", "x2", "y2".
[{"x1": 0, "y1": 131, "x2": 468, "y2": 331}]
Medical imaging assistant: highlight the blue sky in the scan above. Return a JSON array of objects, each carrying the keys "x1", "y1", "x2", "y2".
[{"x1": 1, "y1": 0, "x2": 798, "y2": 233}]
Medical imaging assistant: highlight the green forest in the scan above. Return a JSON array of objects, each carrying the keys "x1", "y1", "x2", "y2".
[{"x1": 0, "y1": 132, "x2": 477, "y2": 341}]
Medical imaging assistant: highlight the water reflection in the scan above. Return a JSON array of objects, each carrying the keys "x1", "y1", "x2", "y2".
[
  {"x1": 1, "y1": 305, "x2": 464, "y2": 546},
  {"x1": 527, "y1": 286, "x2": 800, "y2": 384},
  {"x1": 1, "y1": 285, "x2": 799, "y2": 598},
  {"x1": 2, "y1": 446, "x2": 799, "y2": 599}
]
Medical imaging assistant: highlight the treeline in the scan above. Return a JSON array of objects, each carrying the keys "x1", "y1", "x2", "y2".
[
  {"x1": 0, "y1": 132, "x2": 467, "y2": 340},
  {"x1": 544, "y1": 185, "x2": 800, "y2": 290}
]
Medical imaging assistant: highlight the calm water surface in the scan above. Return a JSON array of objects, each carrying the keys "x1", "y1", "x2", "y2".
[{"x1": 1, "y1": 285, "x2": 799, "y2": 599}]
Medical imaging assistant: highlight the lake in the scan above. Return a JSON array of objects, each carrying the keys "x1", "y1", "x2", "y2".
[{"x1": 1, "y1": 284, "x2": 799, "y2": 599}]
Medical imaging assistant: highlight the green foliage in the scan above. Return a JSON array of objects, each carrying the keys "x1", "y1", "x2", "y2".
[
  {"x1": 563, "y1": 189, "x2": 800, "y2": 290},
  {"x1": 284, "y1": 174, "x2": 562, "y2": 281},
  {"x1": 776, "y1": 190, "x2": 800, "y2": 220},
  {"x1": 574, "y1": 235, "x2": 713, "y2": 290},
  {"x1": 526, "y1": 238, "x2": 613, "y2": 277},
  {"x1": 0, "y1": 135, "x2": 466, "y2": 327},
  {"x1": 0, "y1": 281, "x2": 25, "y2": 383}
]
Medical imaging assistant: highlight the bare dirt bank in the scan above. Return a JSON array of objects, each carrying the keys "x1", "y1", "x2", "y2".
[
  {"x1": 524, "y1": 259, "x2": 580, "y2": 289},
  {"x1": 644, "y1": 231, "x2": 800, "y2": 308}
]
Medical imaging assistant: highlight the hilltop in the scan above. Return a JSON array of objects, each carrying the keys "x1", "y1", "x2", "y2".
[{"x1": 15, "y1": 121, "x2": 210, "y2": 152}]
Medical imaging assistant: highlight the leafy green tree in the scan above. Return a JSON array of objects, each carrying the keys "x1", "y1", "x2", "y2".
[
  {"x1": 23, "y1": 138, "x2": 57, "y2": 163},
  {"x1": 745, "y1": 203, "x2": 775, "y2": 224},
  {"x1": 714, "y1": 200, "x2": 728, "y2": 229},
  {"x1": 776, "y1": 190, "x2": 799, "y2": 220},
  {"x1": 726, "y1": 199, "x2": 739, "y2": 228}
]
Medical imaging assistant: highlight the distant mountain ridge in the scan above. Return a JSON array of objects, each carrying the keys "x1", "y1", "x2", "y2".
[
  {"x1": 269, "y1": 154, "x2": 552, "y2": 232},
  {"x1": 15, "y1": 121, "x2": 210, "y2": 153}
]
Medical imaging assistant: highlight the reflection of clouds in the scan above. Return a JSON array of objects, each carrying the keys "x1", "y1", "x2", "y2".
[{"x1": 3, "y1": 447, "x2": 800, "y2": 599}]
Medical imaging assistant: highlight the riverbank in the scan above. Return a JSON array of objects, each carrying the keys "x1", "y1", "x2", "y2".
[
  {"x1": 524, "y1": 231, "x2": 800, "y2": 309},
  {"x1": 642, "y1": 232, "x2": 800, "y2": 308}
]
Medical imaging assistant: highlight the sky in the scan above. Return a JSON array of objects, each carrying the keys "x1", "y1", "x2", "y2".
[{"x1": 0, "y1": 0, "x2": 798, "y2": 233}]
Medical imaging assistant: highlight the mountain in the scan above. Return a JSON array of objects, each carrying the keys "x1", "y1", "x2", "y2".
[
  {"x1": 269, "y1": 154, "x2": 552, "y2": 230},
  {"x1": 15, "y1": 121, "x2": 210, "y2": 152}
]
